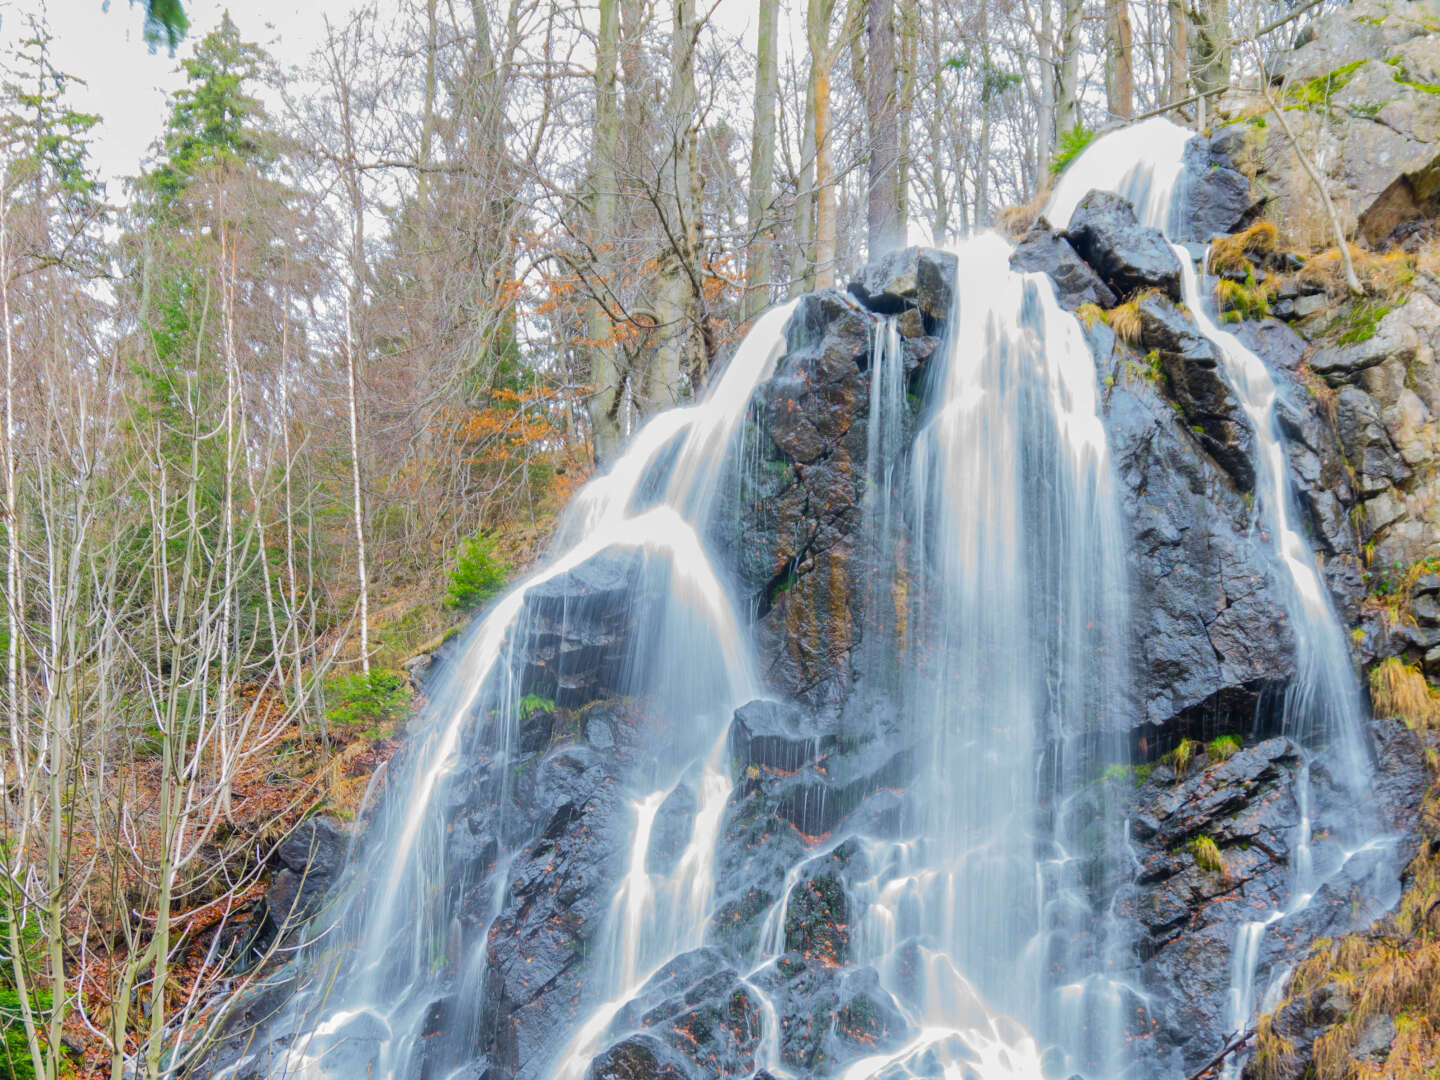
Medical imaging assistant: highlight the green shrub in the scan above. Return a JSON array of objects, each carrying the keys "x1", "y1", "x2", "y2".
[
  {"x1": 445, "y1": 531, "x2": 511, "y2": 611},
  {"x1": 325, "y1": 669, "x2": 411, "y2": 728},
  {"x1": 1049, "y1": 126, "x2": 1097, "y2": 176},
  {"x1": 1207, "y1": 734, "x2": 1242, "y2": 761},
  {"x1": 518, "y1": 693, "x2": 555, "y2": 720}
]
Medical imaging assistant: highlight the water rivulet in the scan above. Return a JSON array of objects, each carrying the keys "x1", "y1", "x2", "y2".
[{"x1": 207, "y1": 121, "x2": 1416, "y2": 1080}]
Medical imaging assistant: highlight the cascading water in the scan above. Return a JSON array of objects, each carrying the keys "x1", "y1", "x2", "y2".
[
  {"x1": 221, "y1": 116, "x2": 1399, "y2": 1080},
  {"x1": 806, "y1": 233, "x2": 1136, "y2": 1080},
  {"x1": 1048, "y1": 116, "x2": 1380, "y2": 1069},
  {"x1": 225, "y1": 302, "x2": 797, "y2": 1080}
]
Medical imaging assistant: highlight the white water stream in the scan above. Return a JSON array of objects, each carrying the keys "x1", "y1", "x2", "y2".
[{"x1": 241, "y1": 118, "x2": 1385, "y2": 1080}]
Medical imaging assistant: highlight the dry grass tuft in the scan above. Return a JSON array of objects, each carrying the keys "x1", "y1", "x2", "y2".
[
  {"x1": 1369, "y1": 657, "x2": 1440, "y2": 731},
  {"x1": 1251, "y1": 781, "x2": 1440, "y2": 1079},
  {"x1": 1209, "y1": 220, "x2": 1279, "y2": 275},
  {"x1": 997, "y1": 189, "x2": 1049, "y2": 238},
  {"x1": 1104, "y1": 299, "x2": 1144, "y2": 346},
  {"x1": 1298, "y1": 245, "x2": 1416, "y2": 300},
  {"x1": 1074, "y1": 302, "x2": 1105, "y2": 329}
]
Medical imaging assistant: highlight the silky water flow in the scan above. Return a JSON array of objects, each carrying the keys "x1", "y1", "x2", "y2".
[{"x1": 223, "y1": 119, "x2": 1391, "y2": 1080}]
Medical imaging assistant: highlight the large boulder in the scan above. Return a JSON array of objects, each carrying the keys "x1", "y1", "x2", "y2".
[
  {"x1": 1010, "y1": 217, "x2": 1118, "y2": 308},
  {"x1": 1064, "y1": 189, "x2": 1183, "y2": 300},
  {"x1": 1096, "y1": 317, "x2": 1296, "y2": 731},
  {"x1": 589, "y1": 949, "x2": 763, "y2": 1080}
]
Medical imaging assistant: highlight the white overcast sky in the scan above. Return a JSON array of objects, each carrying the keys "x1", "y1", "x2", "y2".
[{"x1": 0, "y1": 0, "x2": 774, "y2": 191}]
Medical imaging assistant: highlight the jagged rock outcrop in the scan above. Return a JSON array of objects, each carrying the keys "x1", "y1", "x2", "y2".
[
  {"x1": 1065, "y1": 189, "x2": 1184, "y2": 300},
  {"x1": 588, "y1": 950, "x2": 763, "y2": 1080},
  {"x1": 1121, "y1": 722, "x2": 1428, "y2": 1067},
  {"x1": 1010, "y1": 217, "x2": 1119, "y2": 308},
  {"x1": 515, "y1": 549, "x2": 648, "y2": 707},
  {"x1": 1214, "y1": 0, "x2": 1440, "y2": 248}
]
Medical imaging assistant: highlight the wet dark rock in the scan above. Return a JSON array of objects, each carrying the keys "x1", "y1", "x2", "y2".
[
  {"x1": 731, "y1": 699, "x2": 837, "y2": 773},
  {"x1": 1105, "y1": 366, "x2": 1295, "y2": 731},
  {"x1": 258, "y1": 818, "x2": 345, "y2": 947},
  {"x1": 1136, "y1": 292, "x2": 1255, "y2": 491},
  {"x1": 1009, "y1": 218, "x2": 1118, "y2": 309},
  {"x1": 1232, "y1": 317, "x2": 1307, "y2": 372},
  {"x1": 1176, "y1": 134, "x2": 1265, "y2": 242},
  {"x1": 585, "y1": 1035, "x2": 690, "y2": 1080},
  {"x1": 1064, "y1": 189, "x2": 1183, "y2": 301},
  {"x1": 477, "y1": 712, "x2": 640, "y2": 1077},
  {"x1": 754, "y1": 954, "x2": 908, "y2": 1075},
  {"x1": 783, "y1": 843, "x2": 866, "y2": 965},
  {"x1": 646, "y1": 781, "x2": 698, "y2": 875},
  {"x1": 516, "y1": 548, "x2": 647, "y2": 707},
  {"x1": 849, "y1": 246, "x2": 958, "y2": 323},
  {"x1": 595, "y1": 948, "x2": 763, "y2": 1080}
]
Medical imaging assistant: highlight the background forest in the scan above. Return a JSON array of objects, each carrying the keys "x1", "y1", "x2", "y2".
[{"x1": 0, "y1": 0, "x2": 1351, "y2": 1075}]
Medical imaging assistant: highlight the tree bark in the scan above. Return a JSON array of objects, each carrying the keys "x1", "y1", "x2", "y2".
[
  {"x1": 896, "y1": 0, "x2": 916, "y2": 232},
  {"x1": 588, "y1": 0, "x2": 623, "y2": 460},
  {"x1": 1167, "y1": 0, "x2": 1189, "y2": 110},
  {"x1": 743, "y1": 0, "x2": 780, "y2": 321},
  {"x1": 1105, "y1": 0, "x2": 1135, "y2": 120},
  {"x1": 866, "y1": 0, "x2": 903, "y2": 255},
  {"x1": 1055, "y1": 0, "x2": 1084, "y2": 138},
  {"x1": 790, "y1": 69, "x2": 817, "y2": 294},
  {"x1": 809, "y1": 0, "x2": 838, "y2": 288},
  {"x1": 1193, "y1": 0, "x2": 1231, "y2": 104},
  {"x1": 1037, "y1": 0, "x2": 1056, "y2": 176},
  {"x1": 644, "y1": 0, "x2": 702, "y2": 412}
]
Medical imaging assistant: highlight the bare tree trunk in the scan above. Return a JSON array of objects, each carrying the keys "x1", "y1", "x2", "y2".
[
  {"x1": 588, "y1": 0, "x2": 624, "y2": 460},
  {"x1": 1193, "y1": 0, "x2": 1231, "y2": 104},
  {"x1": 896, "y1": 0, "x2": 917, "y2": 231},
  {"x1": 1037, "y1": 0, "x2": 1056, "y2": 177},
  {"x1": 645, "y1": 0, "x2": 702, "y2": 411},
  {"x1": 0, "y1": 172, "x2": 19, "y2": 792},
  {"x1": 743, "y1": 0, "x2": 781, "y2": 321},
  {"x1": 1168, "y1": 0, "x2": 1189, "y2": 110},
  {"x1": 866, "y1": 0, "x2": 903, "y2": 255},
  {"x1": 1106, "y1": 0, "x2": 1135, "y2": 119},
  {"x1": 976, "y1": 0, "x2": 993, "y2": 223},
  {"x1": 344, "y1": 306, "x2": 371, "y2": 674},
  {"x1": 926, "y1": 8, "x2": 949, "y2": 242},
  {"x1": 809, "y1": 0, "x2": 838, "y2": 288},
  {"x1": 1056, "y1": 0, "x2": 1084, "y2": 138},
  {"x1": 418, "y1": 0, "x2": 439, "y2": 203}
]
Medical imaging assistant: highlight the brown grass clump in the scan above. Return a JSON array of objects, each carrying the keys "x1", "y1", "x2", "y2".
[
  {"x1": 1209, "y1": 220, "x2": 1279, "y2": 275},
  {"x1": 1103, "y1": 288, "x2": 1161, "y2": 347},
  {"x1": 997, "y1": 189, "x2": 1049, "y2": 238},
  {"x1": 1369, "y1": 657, "x2": 1440, "y2": 731},
  {"x1": 1250, "y1": 782, "x2": 1440, "y2": 1080},
  {"x1": 1298, "y1": 245, "x2": 1416, "y2": 300}
]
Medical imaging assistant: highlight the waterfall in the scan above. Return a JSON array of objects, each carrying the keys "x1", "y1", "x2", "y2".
[
  {"x1": 227, "y1": 117, "x2": 1388, "y2": 1080},
  {"x1": 230, "y1": 302, "x2": 796, "y2": 1080},
  {"x1": 1048, "y1": 116, "x2": 1377, "y2": 1067},
  {"x1": 820, "y1": 232, "x2": 1134, "y2": 1080}
]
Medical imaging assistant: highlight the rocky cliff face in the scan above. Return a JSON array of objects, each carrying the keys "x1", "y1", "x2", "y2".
[{"x1": 207, "y1": 7, "x2": 1440, "y2": 1080}]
